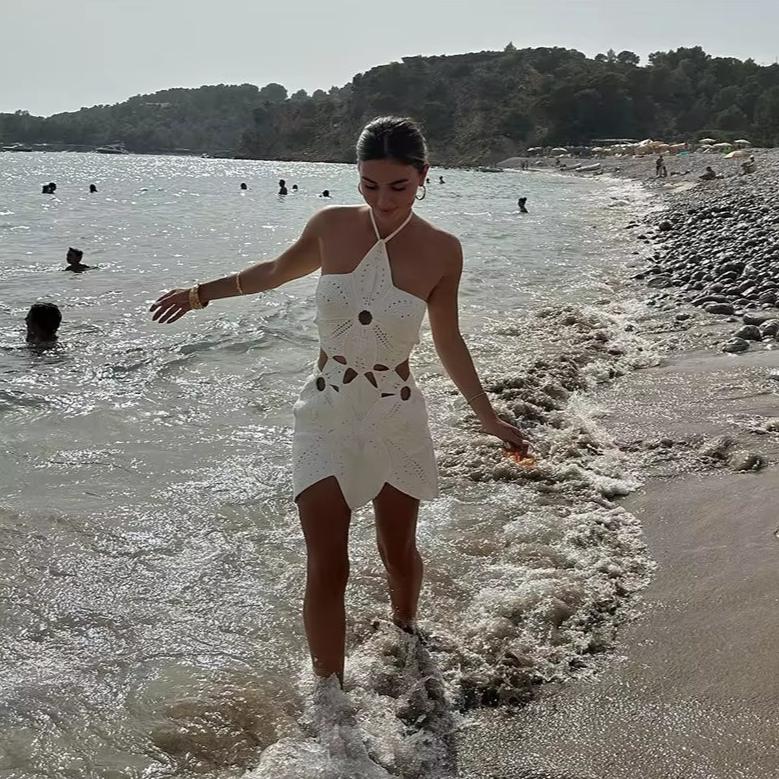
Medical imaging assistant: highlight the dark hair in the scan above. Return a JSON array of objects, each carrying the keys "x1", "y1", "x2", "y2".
[
  {"x1": 26, "y1": 303, "x2": 62, "y2": 333},
  {"x1": 67, "y1": 247, "x2": 84, "y2": 261},
  {"x1": 356, "y1": 116, "x2": 428, "y2": 172}
]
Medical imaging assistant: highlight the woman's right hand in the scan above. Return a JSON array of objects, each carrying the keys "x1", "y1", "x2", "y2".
[{"x1": 150, "y1": 289, "x2": 191, "y2": 324}]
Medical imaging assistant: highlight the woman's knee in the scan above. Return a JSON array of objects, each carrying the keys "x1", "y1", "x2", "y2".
[
  {"x1": 306, "y1": 553, "x2": 350, "y2": 594},
  {"x1": 377, "y1": 537, "x2": 418, "y2": 575}
]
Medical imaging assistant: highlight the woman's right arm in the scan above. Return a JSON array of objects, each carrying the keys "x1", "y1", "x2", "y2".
[{"x1": 150, "y1": 211, "x2": 324, "y2": 324}]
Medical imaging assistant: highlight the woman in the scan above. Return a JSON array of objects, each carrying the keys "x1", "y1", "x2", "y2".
[{"x1": 150, "y1": 116, "x2": 529, "y2": 683}]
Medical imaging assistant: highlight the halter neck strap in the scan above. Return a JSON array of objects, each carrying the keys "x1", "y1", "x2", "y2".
[{"x1": 369, "y1": 208, "x2": 413, "y2": 244}]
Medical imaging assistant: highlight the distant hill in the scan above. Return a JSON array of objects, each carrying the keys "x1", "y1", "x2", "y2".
[
  {"x1": 0, "y1": 83, "x2": 277, "y2": 155},
  {"x1": 3, "y1": 46, "x2": 779, "y2": 164},
  {"x1": 239, "y1": 46, "x2": 779, "y2": 165}
]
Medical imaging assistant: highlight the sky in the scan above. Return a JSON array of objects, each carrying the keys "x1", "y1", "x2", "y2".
[{"x1": 2, "y1": 0, "x2": 778, "y2": 116}]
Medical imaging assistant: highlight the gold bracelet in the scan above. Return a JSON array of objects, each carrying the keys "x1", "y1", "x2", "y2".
[
  {"x1": 466, "y1": 390, "x2": 487, "y2": 403},
  {"x1": 188, "y1": 284, "x2": 207, "y2": 310},
  {"x1": 235, "y1": 272, "x2": 244, "y2": 295}
]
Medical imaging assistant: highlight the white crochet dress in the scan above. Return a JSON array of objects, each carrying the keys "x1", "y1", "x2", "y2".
[{"x1": 292, "y1": 209, "x2": 439, "y2": 509}]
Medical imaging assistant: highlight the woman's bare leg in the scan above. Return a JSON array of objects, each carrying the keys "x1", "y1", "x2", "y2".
[
  {"x1": 296, "y1": 477, "x2": 352, "y2": 682},
  {"x1": 373, "y1": 483, "x2": 422, "y2": 629}
]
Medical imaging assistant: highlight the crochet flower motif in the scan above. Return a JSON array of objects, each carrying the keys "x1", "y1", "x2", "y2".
[{"x1": 316, "y1": 240, "x2": 424, "y2": 374}]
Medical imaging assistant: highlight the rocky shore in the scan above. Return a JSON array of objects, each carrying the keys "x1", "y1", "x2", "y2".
[
  {"x1": 457, "y1": 152, "x2": 779, "y2": 779},
  {"x1": 620, "y1": 151, "x2": 778, "y2": 357}
]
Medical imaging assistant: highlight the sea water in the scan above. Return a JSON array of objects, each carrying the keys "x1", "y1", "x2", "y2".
[{"x1": 0, "y1": 153, "x2": 656, "y2": 778}]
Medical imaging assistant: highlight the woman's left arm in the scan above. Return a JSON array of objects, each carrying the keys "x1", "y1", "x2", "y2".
[{"x1": 427, "y1": 238, "x2": 529, "y2": 455}]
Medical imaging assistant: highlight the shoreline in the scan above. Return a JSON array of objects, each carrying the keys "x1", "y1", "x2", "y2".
[
  {"x1": 457, "y1": 153, "x2": 779, "y2": 777},
  {"x1": 459, "y1": 344, "x2": 779, "y2": 778}
]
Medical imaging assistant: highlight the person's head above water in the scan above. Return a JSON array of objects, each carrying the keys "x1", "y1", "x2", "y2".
[
  {"x1": 66, "y1": 247, "x2": 84, "y2": 266},
  {"x1": 240, "y1": 182, "x2": 248, "y2": 190},
  {"x1": 292, "y1": 184, "x2": 298, "y2": 191},
  {"x1": 89, "y1": 184, "x2": 97, "y2": 193},
  {"x1": 356, "y1": 116, "x2": 429, "y2": 223},
  {"x1": 321, "y1": 189, "x2": 330, "y2": 197},
  {"x1": 26, "y1": 302, "x2": 62, "y2": 344},
  {"x1": 279, "y1": 179, "x2": 286, "y2": 186}
]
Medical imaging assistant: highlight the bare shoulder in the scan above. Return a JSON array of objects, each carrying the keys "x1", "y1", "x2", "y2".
[
  {"x1": 416, "y1": 218, "x2": 462, "y2": 274},
  {"x1": 310, "y1": 205, "x2": 363, "y2": 229}
]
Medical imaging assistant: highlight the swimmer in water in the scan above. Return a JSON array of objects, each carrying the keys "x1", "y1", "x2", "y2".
[
  {"x1": 63, "y1": 247, "x2": 93, "y2": 273},
  {"x1": 279, "y1": 179, "x2": 288, "y2": 196},
  {"x1": 320, "y1": 189, "x2": 331, "y2": 198},
  {"x1": 240, "y1": 182, "x2": 248, "y2": 190},
  {"x1": 26, "y1": 303, "x2": 62, "y2": 345},
  {"x1": 517, "y1": 197, "x2": 528, "y2": 213}
]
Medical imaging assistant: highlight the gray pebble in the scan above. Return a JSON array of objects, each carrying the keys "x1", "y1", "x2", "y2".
[
  {"x1": 728, "y1": 450, "x2": 765, "y2": 472},
  {"x1": 705, "y1": 303, "x2": 735, "y2": 315},
  {"x1": 734, "y1": 325, "x2": 763, "y2": 341},
  {"x1": 743, "y1": 311, "x2": 779, "y2": 326},
  {"x1": 721, "y1": 337, "x2": 750, "y2": 353},
  {"x1": 759, "y1": 319, "x2": 779, "y2": 337}
]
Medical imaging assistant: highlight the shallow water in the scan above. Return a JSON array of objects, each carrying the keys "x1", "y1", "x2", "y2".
[{"x1": 1, "y1": 153, "x2": 655, "y2": 777}]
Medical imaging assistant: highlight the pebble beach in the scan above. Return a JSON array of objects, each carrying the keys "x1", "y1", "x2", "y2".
[{"x1": 458, "y1": 151, "x2": 779, "y2": 778}]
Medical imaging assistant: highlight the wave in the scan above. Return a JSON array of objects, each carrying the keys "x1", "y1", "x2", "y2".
[{"x1": 227, "y1": 301, "x2": 659, "y2": 777}]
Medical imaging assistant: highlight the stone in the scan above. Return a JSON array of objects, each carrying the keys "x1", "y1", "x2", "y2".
[
  {"x1": 721, "y1": 337, "x2": 750, "y2": 353},
  {"x1": 692, "y1": 294, "x2": 731, "y2": 305},
  {"x1": 734, "y1": 325, "x2": 763, "y2": 341},
  {"x1": 759, "y1": 320, "x2": 779, "y2": 337},
  {"x1": 743, "y1": 311, "x2": 779, "y2": 326},
  {"x1": 704, "y1": 303, "x2": 735, "y2": 315},
  {"x1": 728, "y1": 450, "x2": 765, "y2": 472},
  {"x1": 648, "y1": 275, "x2": 673, "y2": 288},
  {"x1": 698, "y1": 435, "x2": 733, "y2": 460}
]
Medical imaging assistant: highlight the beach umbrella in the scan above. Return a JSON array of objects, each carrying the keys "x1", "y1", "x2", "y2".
[
  {"x1": 699, "y1": 137, "x2": 717, "y2": 143},
  {"x1": 725, "y1": 149, "x2": 751, "y2": 159},
  {"x1": 734, "y1": 139, "x2": 752, "y2": 147},
  {"x1": 712, "y1": 142, "x2": 733, "y2": 150},
  {"x1": 551, "y1": 147, "x2": 568, "y2": 154}
]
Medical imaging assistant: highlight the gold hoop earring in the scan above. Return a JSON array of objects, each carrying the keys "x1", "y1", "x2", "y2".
[{"x1": 415, "y1": 185, "x2": 427, "y2": 201}]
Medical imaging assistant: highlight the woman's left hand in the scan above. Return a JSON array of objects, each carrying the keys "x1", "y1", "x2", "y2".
[{"x1": 481, "y1": 416, "x2": 530, "y2": 457}]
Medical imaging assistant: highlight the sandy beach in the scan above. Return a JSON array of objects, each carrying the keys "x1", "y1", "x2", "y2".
[
  {"x1": 457, "y1": 153, "x2": 779, "y2": 778},
  {"x1": 459, "y1": 347, "x2": 779, "y2": 778}
]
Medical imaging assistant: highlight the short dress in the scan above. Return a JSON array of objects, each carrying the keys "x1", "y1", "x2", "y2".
[{"x1": 292, "y1": 209, "x2": 439, "y2": 509}]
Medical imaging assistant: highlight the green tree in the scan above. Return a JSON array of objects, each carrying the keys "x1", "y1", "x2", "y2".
[
  {"x1": 617, "y1": 50, "x2": 640, "y2": 66},
  {"x1": 258, "y1": 83, "x2": 288, "y2": 103}
]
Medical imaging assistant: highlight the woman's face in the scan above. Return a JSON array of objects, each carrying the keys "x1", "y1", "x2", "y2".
[{"x1": 358, "y1": 159, "x2": 429, "y2": 223}]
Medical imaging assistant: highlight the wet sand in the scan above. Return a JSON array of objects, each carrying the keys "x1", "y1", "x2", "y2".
[{"x1": 458, "y1": 348, "x2": 779, "y2": 778}]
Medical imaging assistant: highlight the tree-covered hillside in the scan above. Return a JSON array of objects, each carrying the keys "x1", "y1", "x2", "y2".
[
  {"x1": 2, "y1": 46, "x2": 779, "y2": 164},
  {"x1": 239, "y1": 46, "x2": 779, "y2": 165},
  {"x1": 0, "y1": 83, "x2": 286, "y2": 154}
]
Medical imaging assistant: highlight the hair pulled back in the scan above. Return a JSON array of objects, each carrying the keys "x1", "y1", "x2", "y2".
[{"x1": 356, "y1": 116, "x2": 428, "y2": 172}]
